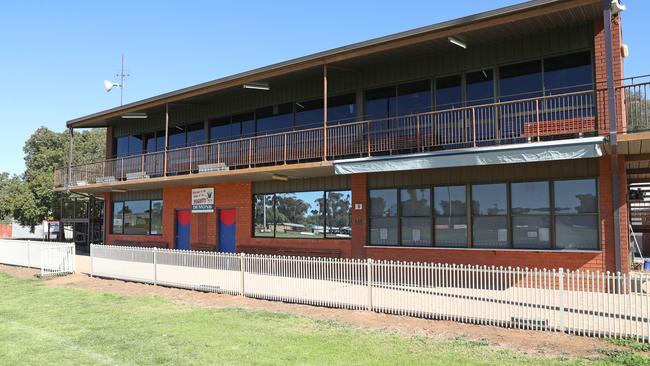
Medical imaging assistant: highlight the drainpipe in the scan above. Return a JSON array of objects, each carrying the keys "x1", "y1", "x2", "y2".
[
  {"x1": 67, "y1": 128, "x2": 74, "y2": 189},
  {"x1": 603, "y1": 0, "x2": 622, "y2": 272}
]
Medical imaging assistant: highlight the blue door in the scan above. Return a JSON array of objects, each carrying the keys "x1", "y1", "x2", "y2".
[
  {"x1": 175, "y1": 210, "x2": 191, "y2": 250},
  {"x1": 218, "y1": 209, "x2": 237, "y2": 253}
]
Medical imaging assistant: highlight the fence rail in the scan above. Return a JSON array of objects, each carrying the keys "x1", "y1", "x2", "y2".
[
  {"x1": 56, "y1": 89, "x2": 603, "y2": 188},
  {"x1": 0, "y1": 239, "x2": 75, "y2": 277},
  {"x1": 91, "y1": 244, "x2": 650, "y2": 342}
]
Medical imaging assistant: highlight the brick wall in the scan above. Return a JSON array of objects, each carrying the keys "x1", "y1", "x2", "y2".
[
  {"x1": 594, "y1": 14, "x2": 625, "y2": 133},
  {"x1": 0, "y1": 224, "x2": 11, "y2": 239}
]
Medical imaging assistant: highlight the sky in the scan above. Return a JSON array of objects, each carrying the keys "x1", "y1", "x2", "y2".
[{"x1": 0, "y1": 0, "x2": 647, "y2": 175}]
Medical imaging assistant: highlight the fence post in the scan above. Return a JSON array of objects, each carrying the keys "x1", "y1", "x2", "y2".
[
  {"x1": 367, "y1": 258, "x2": 373, "y2": 311},
  {"x1": 72, "y1": 243, "x2": 76, "y2": 273},
  {"x1": 27, "y1": 241, "x2": 31, "y2": 268},
  {"x1": 153, "y1": 247, "x2": 158, "y2": 286},
  {"x1": 40, "y1": 246, "x2": 44, "y2": 277},
  {"x1": 558, "y1": 268, "x2": 566, "y2": 333},
  {"x1": 240, "y1": 253, "x2": 245, "y2": 296},
  {"x1": 90, "y1": 244, "x2": 94, "y2": 278}
]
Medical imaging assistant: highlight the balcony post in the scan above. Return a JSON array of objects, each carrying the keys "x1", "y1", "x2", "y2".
[
  {"x1": 472, "y1": 108, "x2": 477, "y2": 148},
  {"x1": 535, "y1": 99, "x2": 541, "y2": 141},
  {"x1": 323, "y1": 64, "x2": 328, "y2": 161},
  {"x1": 141, "y1": 154, "x2": 145, "y2": 177},
  {"x1": 66, "y1": 128, "x2": 74, "y2": 188},
  {"x1": 283, "y1": 134, "x2": 287, "y2": 164},
  {"x1": 189, "y1": 148, "x2": 193, "y2": 174},
  {"x1": 164, "y1": 103, "x2": 169, "y2": 177}
]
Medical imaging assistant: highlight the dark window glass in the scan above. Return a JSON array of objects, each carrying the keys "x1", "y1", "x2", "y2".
[
  {"x1": 555, "y1": 215, "x2": 598, "y2": 250},
  {"x1": 168, "y1": 127, "x2": 186, "y2": 149},
  {"x1": 234, "y1": 113, "x2": 256, "y2": 138},
  {"x1": 326, "y1": 191, "x2": 351, "y2": 238},
  {"x1": 150, "y1": 200, "x2": 163, "y2": 235},
  {"x1": 513, "y1": 216, "x2": 551, "y2": 249},
  {"x1": 554, "y1": 179, "x2": 597, "y2": 214},
  {"x1": 472, "y1": 184, "x2": 508, "y2": 248},
  {"x1": 295, "y1": 99, "x2": 323, "y2": 129},
  {"x1": 210, "y1": 117, "x2": 234, "y2": 142},
  {"x1": 365, "y1": 86, "x2": 397, "y2": 119},
  {"x1": 129, "y1": 135, "x2": 143, "y2": 155},
  {"x1": 369, "y1": 189, "x2": 397, "y2": 217},
  {"x1": 328, "y1": 94, "x2": 356, "y2": 124},
  {"x1": 116, "y1": 136, "x2": 129, "y2": 157},
  {"x1": 511, "y1": 182, "x2": 550, "y2": 215},
  {"x1": 401, "y1": 217, "x2": 432, "y2": 246},
  {"x1": 145, "y1": 132, "x2": 165, "y2": 153},
  {"x1": 112, "y1": 202, "x2": 124, "y2": 234},
  {"x1": 274, "y1": 192, "x2": 324, "y2": 239},
  {"x1": 466, "y1": 69, "x2": 494, "y2": 106},
  {"x1": 370, "y1": 217, "x2": 398, "y2": 246},
  {"x1": 186, "y1": 123, "x2": 206, "y2": 146},
  {"x1": 400, "y1": 188, "x2": 431, "y2": 216},
  {"x1": 253, "y1": 194, "x2": 274, "y2": 237},
  {"x1": 123, "y1": 200, "x2": 151, "y2": 235},
  {"x1": 74, "y1": 199, "x2": 87, "y2": 219},
  {"x1": 472, "y1": 184, "x2": 508, "y2": 215},
  {"x1": 256, "y1": 103, "x2": 293, "y2": 135},
  {"x1": 397, "y1": 80, "x2": 431, "y2": 115},
  {"x1": 499, "y1": 61, "x2": 542, "y2": 100},
  {"x1": 544, "y1": 52, "x2": 592, "y2": 94},
  {"x1": 434, "y1": 186, "x2": 467, "y2": 247},
  {"x1": 435, "y1": 75, "x2": 462, "y2": 110}
]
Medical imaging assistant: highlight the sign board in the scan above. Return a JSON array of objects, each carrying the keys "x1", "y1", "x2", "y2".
[
  {"x1": 48, "y1": 221, "x2": 60, "y2": 234},
  {"x1": 192, "y1": 188, "x2": 215, "y2": 213}
]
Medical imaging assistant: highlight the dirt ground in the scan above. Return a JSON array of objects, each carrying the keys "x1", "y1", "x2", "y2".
[{"x1": 0, "y1": 263, "x2": 625, "y2": 359}]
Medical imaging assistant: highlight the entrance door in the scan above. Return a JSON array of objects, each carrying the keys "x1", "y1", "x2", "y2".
[
  {"x1": 218, "y1": 209, "x2": 237, "y2": 253},
  {"x1": 175, "y1": 210, "x2": 191, "y2": 250}
]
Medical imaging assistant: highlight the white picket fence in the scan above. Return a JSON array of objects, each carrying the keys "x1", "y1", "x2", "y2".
[
  {"x1": 90, "y1": 244, "x2": 650, "y2": 343},
  {"x1": 0, "y1": 239, "x2": 76, "y2": 277}
]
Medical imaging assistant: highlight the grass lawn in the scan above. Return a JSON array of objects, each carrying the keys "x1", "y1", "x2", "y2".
[{"x1": 0, "y1": 273, "x2": 648, "y2": 366}]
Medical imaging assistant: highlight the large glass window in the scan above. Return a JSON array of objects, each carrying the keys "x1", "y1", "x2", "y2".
[
  {"x1": 115, "y1": 135, "x2": 143, "y2": 157},
  {"x1": 400, "y1": 188, "x2": 432, "y2": 246},
  {"x1": 256, "y1": 103, "x2": 293, "y2": 135},
  {"x1": 397, "y1": 80, "x2": 432, "y2": 116},
  {"x1": 111, "y1": 200, "x2": 163, "y2": 236},
  {"x1": 328, "y1": 94, "x2": 356, "y2": 125},
  {"x1": 234, "y1": 112, "x2": 256, "y2": 138},
  {"x1": 326, "y1": 191, "x2": 352, "y2": 238},
  {"x1": 435, "y1": 75, "x2": 462, "y2": 110},
  {"x1": 434, "y1": 186, "x2": 467, "y2": 247},
  {"x1": 499, "y1": 61, "x2": 543, "y2": 101},
  {"x1": 210, "y1": 117, "x2": 237, "y2": 142},
  {"x1": 554, "y1": 179, "x2": 598, "y2": 249},
  {"x1": 511, "y1": 181, "x2": 551, "y2": 249},
  {"x1": 295, "y1": 99, "x2": 323, "y2": 129},
  {"x1": 472, "y1": 184, "x2": 508, "y2": 248},
  {"x1": 186, "y1": 123, "x2": 206, "y2": 146},
  {"x1": 466, "y1": 69, "x2": 494, "y2": 106},
  {"x1": 369, "y1": 189, "x2": 398, "y2": 245},
  {"x1": 253, "y1": 190, "x2": 351, "y2": 239},
  {"x1": 365, "y1": 87, "x2": 397, "y2": 119},
  {"x1": 544, "y1": 52, "x2": 592, "y2": 94},
  {"x1": 145, "y1": 131, "x2": 165, "y2": 153}
]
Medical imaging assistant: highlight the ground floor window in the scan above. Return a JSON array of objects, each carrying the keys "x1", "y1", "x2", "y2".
[
  {"x1": 368, "y1": 178, "x2": 598, "y2": 250},
  {"x1": 112, "y1": 200, "x2": 163, "y2": 235},
  {"x1": 254, "y1": 190, "x2": 351, "y2": 239}
]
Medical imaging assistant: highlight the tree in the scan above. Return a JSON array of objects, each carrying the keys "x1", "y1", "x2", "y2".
[
  {"x1": 0, "y1": 173, "x2": 20, "y2": 224},
  {"x1": 10, "y1": 127, "x2": 106, "y2": 229}
]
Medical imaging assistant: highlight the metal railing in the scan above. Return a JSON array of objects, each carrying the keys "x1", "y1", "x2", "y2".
[
  {"x1": 0, "y1": 239, "x2": 76, "y2": 277},
  {"x1": 55, "y1": 89, "x2": 601, "y2": 188},
  {"x1": 91, "y1": 244, "x2": 650, "y2": 342}
]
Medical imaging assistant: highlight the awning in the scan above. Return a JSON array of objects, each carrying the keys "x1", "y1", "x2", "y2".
[{"x1": 333, "y1": 137, "x2": 605, "y2": 175}]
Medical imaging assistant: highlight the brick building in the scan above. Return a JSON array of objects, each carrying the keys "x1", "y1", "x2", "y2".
[{"x1": 57, "y1": 0, "x2": 650, "y2": 273}]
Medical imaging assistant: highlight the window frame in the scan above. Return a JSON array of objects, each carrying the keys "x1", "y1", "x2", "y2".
[{"x1": 111, "y1": 199, "x2": 163, "y2": 236}]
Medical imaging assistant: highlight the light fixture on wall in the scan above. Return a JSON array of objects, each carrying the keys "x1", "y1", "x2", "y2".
[
  {"x1": 448, "y1": 37, "x2": 467, "y2": 49},
  {"x1": 121, "y1": 112, "x2": 148, "y2": 119},
  {"x1": 271, "y1": 174, "x2": 289, "y2": 182},
  {"x1": 243, "y1": 82, "x2": 270, "y2": 91},
  {"x1": 611, "y1": 0, "x2": 626, "y2": 15}
]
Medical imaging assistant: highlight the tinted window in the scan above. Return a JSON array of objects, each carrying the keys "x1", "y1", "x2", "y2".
[
  {"x1": 295, "y1": 99, "x2": 323, "y2": 128},
  {"x1": 370, "y1": 189, "x2": 398, "y2": 217},
  {"x1": 554, "y1": 179, "x2": 597, "y2": 214},
  {"x1": 365, "y1": 86, "x2": 397, "y2": 119},
  {"x1": 555, "y1": 216, "x2": 598, "y2": 250},
  {"x1": 472, "y1": 184, "x2": 508, "y2": 215},
  {"x1": 150, "y1": 200, "x2": 163, "y2": 235},
  {"x1": 397, "y1": 80, "x2": 431, "y2": 115},
  {"x1": 435, "y1": 75, "x2": 462, "y2": 110},
  {"x1": 253, "y1": 194, "x2": 274, "y2": 237},
  {"x1": 129, "y1": 135, "x2": 143, "y2": 155},
  {"x1": 400, "y1": 188, "x2": 431, "y2": 216},
  {"x1": 466, "y1": 69, "x2": 494, "y2": 105},
  {"x1": 328, "y1": 94, "x2": 356, "y2": 124},
  {"x1": 234, "y1": 113, "x2": 256, "y2": 138},
  {"x1": 116, "y1": 136, "x2": 129, "y2": 157},
  {"x1": 112, "y1": 202, "x2": 124, "y2": 234},
  {"x1": 511, "y1": 182, "x2": 550, "y2": 215},
  {"x1": 544, "y1": 52, "x2": 592, "y2": 93},
  {"x1": 274, "y1": 192, "x2": 324, "y2": 238},
  {"x1": 256, "y1": 103, "x2": 293, "y2": 134},
  {"x1": 434, "y1": 186, "x2": 466, "y2": 216},
  {"x1": 499, "y1": 61, "x2": 542, "y2": 100},
  {"x1": 123, "y1": 200, "x2": 150, "y2": 235},
  {"x1": 513, "y1": 216, "x2": 551, "y2": 249},
  {"x1": 186, "y1": 123, "x2": 206, "y2": 146},
  {"x1": 210, "y1": 117, "x2": 234, "y2": 142},
  {"x1": 168, "y1": 127, "x2": 186, "y2": 149},
  {"x1": 401, "y1": 217, "x2": 432, "y2": 246}
]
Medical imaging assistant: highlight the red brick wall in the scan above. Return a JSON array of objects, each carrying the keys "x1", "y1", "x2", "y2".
[
  {"x1": 105, "y1": 126, "x2": 114, "y2": 159},
  {"x1": 0, "y1": 224, "x2": 11, "y2": 239},
  {"x1": 594, "y1": 14, "x2": 625, "y2": 133}
]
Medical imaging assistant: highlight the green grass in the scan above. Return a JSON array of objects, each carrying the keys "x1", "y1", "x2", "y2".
[{"x1": 0, "y1": 273, "x2": 648, "y2": 366}]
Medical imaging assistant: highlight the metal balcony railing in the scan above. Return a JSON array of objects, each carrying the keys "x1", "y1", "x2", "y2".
[{"x1": 54, "y1": 88, "x2": 603, "y2": 189}]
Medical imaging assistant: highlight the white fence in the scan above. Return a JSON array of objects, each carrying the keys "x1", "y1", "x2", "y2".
[
  {"x1": 0, "y1": 239, "x2": 75, "y2": 277},
  {"x1": 90, "y1": 244, "x2": 650, "y2": 343}
]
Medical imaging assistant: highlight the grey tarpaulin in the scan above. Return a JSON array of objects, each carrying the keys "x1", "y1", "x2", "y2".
[{"x1": 333, "y1": 137, "x2": 605, "y2": 175}]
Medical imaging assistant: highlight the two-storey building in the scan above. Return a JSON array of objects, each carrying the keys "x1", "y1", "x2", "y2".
[{"x1": 57, "y1": 0, "x2": 649, "y2": 273}]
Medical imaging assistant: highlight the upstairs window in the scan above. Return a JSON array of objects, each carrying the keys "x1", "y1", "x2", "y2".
[
  {"x1": 499, "y1": 60, "x2": 543, "y2": 101},
  {"x1": 544, "y1": 52, "x2": 593, "y2": 94}
]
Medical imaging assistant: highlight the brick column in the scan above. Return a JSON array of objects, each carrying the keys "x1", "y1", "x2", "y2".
[
  {"x1": 105, "y1": 126, "x2": 114, "y2": 159},
  {"x1": 594, "y1": 15, "x2": 625, "y2": 134},
  {"x1": 350, "y1": 173, "x2": 368, "y2": 259},
  {"x1": 599, "y1": 156, "x2": 629, "y2": 272}
]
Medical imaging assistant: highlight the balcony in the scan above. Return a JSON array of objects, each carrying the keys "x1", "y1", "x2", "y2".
[{"x1": 55, "y1": 88, "x2": 611, "y2": 190}]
